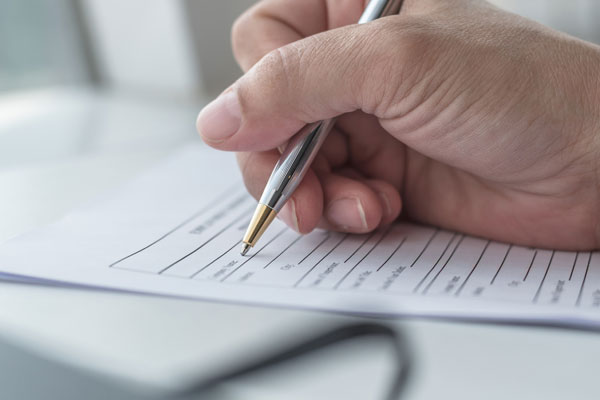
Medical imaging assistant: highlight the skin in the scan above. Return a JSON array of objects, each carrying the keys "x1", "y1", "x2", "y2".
[{"x1": 196, "y1": 0, "x2": 600, "y2": 250}]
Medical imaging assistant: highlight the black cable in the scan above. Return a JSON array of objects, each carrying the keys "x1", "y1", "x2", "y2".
[{"x1": 167, "y1": 322, "x2": 413, "y2": 400}]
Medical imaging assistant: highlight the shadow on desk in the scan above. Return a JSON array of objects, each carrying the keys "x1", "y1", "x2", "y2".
[{"x1": 0, "y1": 321, "x2": 411, "y2": 400}]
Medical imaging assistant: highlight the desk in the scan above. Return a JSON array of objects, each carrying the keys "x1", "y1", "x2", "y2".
[{"x1": 0, "y1": 89, "x2": 598, "y2": 399}]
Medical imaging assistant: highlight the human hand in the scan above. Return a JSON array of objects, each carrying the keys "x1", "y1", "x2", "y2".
[{"x1": 196, "y1": 0, "x2": 600, "y2": 250}]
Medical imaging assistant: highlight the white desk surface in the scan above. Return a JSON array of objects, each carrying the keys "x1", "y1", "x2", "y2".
[{"x1": 0, "y1": 89, "x2": 598, "y2": 400}]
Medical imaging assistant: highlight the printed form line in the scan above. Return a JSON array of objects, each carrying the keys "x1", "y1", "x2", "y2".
[
  {"x1": 413, "y1": 234, "x2": 459, "y2": 294},
  {"x1": 294, "y1": 234, "x2": 348, "y2": 287},
  {"x1": 377, "y1": 237, "x2": 407, "y2": 271},
  {"x1": 109, "y1": 184, "x2": 240, "y2": 268},
  {"x1": 576, "y1": 252, "x2": 592, "y2": 307},
  {"x1": 422, "y1": 235, "x2": 464, "y2": 294},
  {"x1": 298, "y1": 233, "x2": 330, "y2": 265},
  {"x1": 334, "y1": 228, "x2": 391, "y2": 289},
  {"x1": 569, "y1": 252, "x2": 579, "y2": 281},
  {"x1": 189, "y1": 240, "x2": 241, "y2": 279},
  {"x1": 490, "y1": 244, "x2": 512, "y2": 285},
  {"x1": 532, "y1": 250, "x2": 555, "y2": 303},
  {"x1": 221, "y1": 228, "x2": 287, "y2": 282},
  {"x1": 344, "y1": 232, "x2": 376, "y2": 263},
  {"x1": 263, "y1": 236, "x2": 303, "y2": 269},
  {"x1": 523, "y1": 250, "x2": 538, "y2": 281},
  {"x1": 159, "y1": 207, "x2": 253, "y2": 274},
  {"x1": 410, "y1": 229, "x2": 439, "y2": 268},
  {"x1": 455, "y1": 240, "x2": 491, "y2": 296}
]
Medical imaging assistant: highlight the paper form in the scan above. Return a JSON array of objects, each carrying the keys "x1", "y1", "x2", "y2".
[{"x1": 0, "y1": 145, "x2": 599, "y2": 329}]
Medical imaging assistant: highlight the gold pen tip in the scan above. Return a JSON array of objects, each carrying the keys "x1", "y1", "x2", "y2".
[
  {"x1": 241, "y1": 204, "x2": 277, "y2": 255},
  {"x1": 240, "y1": 243, "x2": 251, "y2": 256}
]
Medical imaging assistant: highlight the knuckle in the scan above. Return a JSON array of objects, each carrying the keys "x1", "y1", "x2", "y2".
[
  {"x1": 231, "y1": 11, "x2": 253, "y2": 61},
  {"x1": 359, "y1": 16, "x2": 440, "y2": 116},
  {"x1": 394, "y1": 17, "x2": 439, "y2": 58},
  {"x1": 264, "y1": 45, "x2": 298, "y2": 80},
  {"x1": 254, "y1": 45, "x2": 299, "y2": 98},
  {"x1": 231, "y1": 3, "x2": 269, "y2": 66},
  {"x1": 234, "y1": 44, "x2": 302, "y2": 123}
]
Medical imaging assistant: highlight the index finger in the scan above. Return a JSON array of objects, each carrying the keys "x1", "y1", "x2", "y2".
[{"x1": 232, "y1": 0, "x2": 367, "y2": 71}]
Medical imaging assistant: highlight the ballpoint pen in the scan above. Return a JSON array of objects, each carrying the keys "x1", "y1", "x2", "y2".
[{"x1": 241, "y1": 0, "x2": 405, "y2": 256}]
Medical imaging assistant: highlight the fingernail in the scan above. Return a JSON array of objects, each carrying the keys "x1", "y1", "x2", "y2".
[
  {"x1": 278, "y1": 199, "x2": 300, "y2": 232},
  {"x1": 326, "y1": 197, "x2": 368, "y2": 230},
  {"x1": 197, "y1": 89, "x2": 241, "y2": 143},
  {"x1": 378, "y1": 192, "x2": 392, "y2": 217}
]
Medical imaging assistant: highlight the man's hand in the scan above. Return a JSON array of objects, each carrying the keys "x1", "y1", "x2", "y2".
[{"x1": 196, "y1": 0, "x2": 600, "y2": 250}]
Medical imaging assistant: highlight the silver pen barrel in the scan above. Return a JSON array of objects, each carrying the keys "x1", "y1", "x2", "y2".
[{"x1": 359, "y1": 0, "x2": 403, "y2": 23}]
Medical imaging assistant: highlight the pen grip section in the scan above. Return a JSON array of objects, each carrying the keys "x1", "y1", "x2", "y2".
[{"x1": 259, "y1": 118, "x2": 336, "y2": 211}]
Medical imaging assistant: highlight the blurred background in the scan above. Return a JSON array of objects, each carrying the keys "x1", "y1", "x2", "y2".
[
  {"x1": 1, "y1": 0, "x2": 600, "y2": 165},
  {"x1": 0, "y1": 0, "x2": 599, "y2": 239},
  {"x1": 0, "y1": 0, "x2": 253, "y2": 170}
]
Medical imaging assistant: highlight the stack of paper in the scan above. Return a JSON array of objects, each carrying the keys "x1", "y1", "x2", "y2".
[{"x1": 0, "y1": 146, "x2": 598, "y2": 329}]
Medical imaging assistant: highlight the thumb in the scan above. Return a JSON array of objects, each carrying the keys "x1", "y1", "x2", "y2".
[{"x1": 196, "y1": 17, "x2": 413, "y2": 151}]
